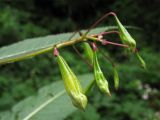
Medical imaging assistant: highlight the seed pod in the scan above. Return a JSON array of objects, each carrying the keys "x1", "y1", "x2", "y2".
[
  {"x1": 57, "y1": 55, "x2": 87, "y2": 110},
  {"x1": 113, "y1": 67, "x2": 119, "y2": 90},
  {"x1": 82, "y1": 42, "x2": 93, "y2": 63},
  {"x1": 93, "y1": 50, "x2": 111, "y2": 96},
  {"x1": 114, "y1": 16, "x2": 136, "y2": 51},
  {"x1": 135, "y1": 52, "x2": 147, "y2": 70}
]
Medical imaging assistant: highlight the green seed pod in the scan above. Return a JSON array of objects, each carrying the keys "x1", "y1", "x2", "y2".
[
  {"x1": 114, "y1": 16, "x2": 136, "y2": 51},
  {"x1": 136, "y1": 52, "x2": 147, "y2": 70},
  {"x1": 57, "y1": 55, "x2": 87, "y2": 110},
  {"x1": 113, "y1": 67, "x2": 119, "y2": 90},
  {"x1": 82, "y1": 42, "x2": 93, "y2": 63},
  {"x1": 93, "y1": 51, "x2": 111, "y2": 96}
]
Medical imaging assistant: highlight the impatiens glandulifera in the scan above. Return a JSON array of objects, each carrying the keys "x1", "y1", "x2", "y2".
[
  {"x1": 91, "y1": 43, "x2": 111, "y2": 96},
  {"x1": 84, "y1": 12, "x2": 136, "y2": 51},
  {"x1": 84, "y1": 12, "x2": 146, "y2": 69},
  {"x1": 54, "y1": 47, "x2": 87, "y2": 110},
  {"x1": 50, "y1": 12, "x2": 147, "y2": 110}
]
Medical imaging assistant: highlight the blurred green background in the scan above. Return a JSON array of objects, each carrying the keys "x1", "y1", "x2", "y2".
[{"x1": 0, "y1": 0, "x2": 160, "y2": 120}]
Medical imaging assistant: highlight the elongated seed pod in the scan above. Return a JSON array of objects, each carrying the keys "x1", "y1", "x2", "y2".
[
  {"x1": 135, "y1": 52, "x2": 147, "y2": 70},
  {"x1": 82, "y1": 42, "x2": 93, "y2": 63},
  {"x1": 93, "y1": 50, "x2": 111, "y2": 96},
  {"x1": 113, "y1": 67, "x2": 119, "y2": 90},
  {"x1": 114, "y1": 16, "x2": 136, "y2": 51},
  {"x1": 57, "y1": 55, "x2": 87, "y2": 110},
  {"x1": 113, "y1": 16, "x2": 146, "y2": 69}
]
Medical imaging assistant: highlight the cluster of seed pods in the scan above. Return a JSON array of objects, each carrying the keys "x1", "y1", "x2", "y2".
[{"x1": 53, "y1": 12, "x2": 146, "y2": 110}]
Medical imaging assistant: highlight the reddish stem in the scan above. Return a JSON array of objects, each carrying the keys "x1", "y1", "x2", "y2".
[
  {"x1": 101, "y1": 39, "x2": 129, "y2": 48},
  {"x1": 53, "y1": 47, "x2": 59, "y2": 57},
  {"x1": 72, "y1": 45, "x2": 93, "y2": 69},
  {"x1": 91, "y1": 42, "x2": 98, "y2": 51},
  {"x1": 90, "y1": 31, "x2": 119, "y2": 38},
  {"x1": 84, "y1": 12, "x2": 117, "y2": 36},
  {"x1": 99, "y1": 31, "x2": 119, "y2": 36}
]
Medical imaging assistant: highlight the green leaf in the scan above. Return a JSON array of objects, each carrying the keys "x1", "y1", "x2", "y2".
[
  {"x1": 0, "y1": 26, "x2": 125, "y2": 65},
  {"x1": 0, "y1": 74, "x2": 94, "y2": 120}
]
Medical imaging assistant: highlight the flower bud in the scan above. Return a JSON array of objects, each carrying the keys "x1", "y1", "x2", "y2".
[
  {"x1": 93, "y1": 51, "x2": 111, "y2": 96},
  {"x1": 113, "y1": 68, "x2": 119, "y2": 90},
  {"x1": 114, "y1": 16, "x2": 136, "y2": 51},
  {"x1": 57, "y1": 55, "x2": 87, "y2": 110},
  {"x1": 82, "y1": 42, "x2": 93, "y2": 63}
]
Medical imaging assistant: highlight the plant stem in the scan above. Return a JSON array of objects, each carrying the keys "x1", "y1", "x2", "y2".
[
  {"x1": 56, "y1": 36, "x2": 84, "y2": 48},
  {"x1": 99, "y1": 31, "x2": 119, "y2": 36},
  {"x1": 101, "y1": 40, "x2": 129, "y2": 48},
  {"x1": 84, "y1": 79, "x2": 95, "y2": 94},
  {"x1": 86, "y1": 36, "x2": 129, "y2": 48},
  {"x1": 72, "y1": 45, "x2": 93, "y2": 69},
  {"x1": 55, "y1": 34, "x2": 98, "y2": 49},
  {"x1": 84, "y1": 12, "x2": 116, "y2": 36}
]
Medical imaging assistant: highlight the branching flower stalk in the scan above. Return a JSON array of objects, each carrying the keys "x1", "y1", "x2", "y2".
[
  {"x1": 84, "y1": 11, "x2": 146, "y2": 69},
  {"x1": 52, "y1": 12, "x2": 146, "y2": 110}
]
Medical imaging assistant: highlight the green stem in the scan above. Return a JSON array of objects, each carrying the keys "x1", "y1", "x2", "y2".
[
  {"x1": 84, "y1": 79, "x2": 95, "y2": 95},
  {"x1": 56, "y1": 35, "x2": 98, "y2": 49}
]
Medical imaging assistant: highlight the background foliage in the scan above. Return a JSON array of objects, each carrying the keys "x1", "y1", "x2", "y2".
[{"x1": 0, "y1": 0, "x2": 159, "y2": 120}]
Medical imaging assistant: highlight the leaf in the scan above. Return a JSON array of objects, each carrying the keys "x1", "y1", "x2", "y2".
[
  {"x1": 0, "y1": 74, "x2": 94, "y2": 120},
  {"x1": 0, "y1": 26, "x2": 136, "y2": 65}
]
